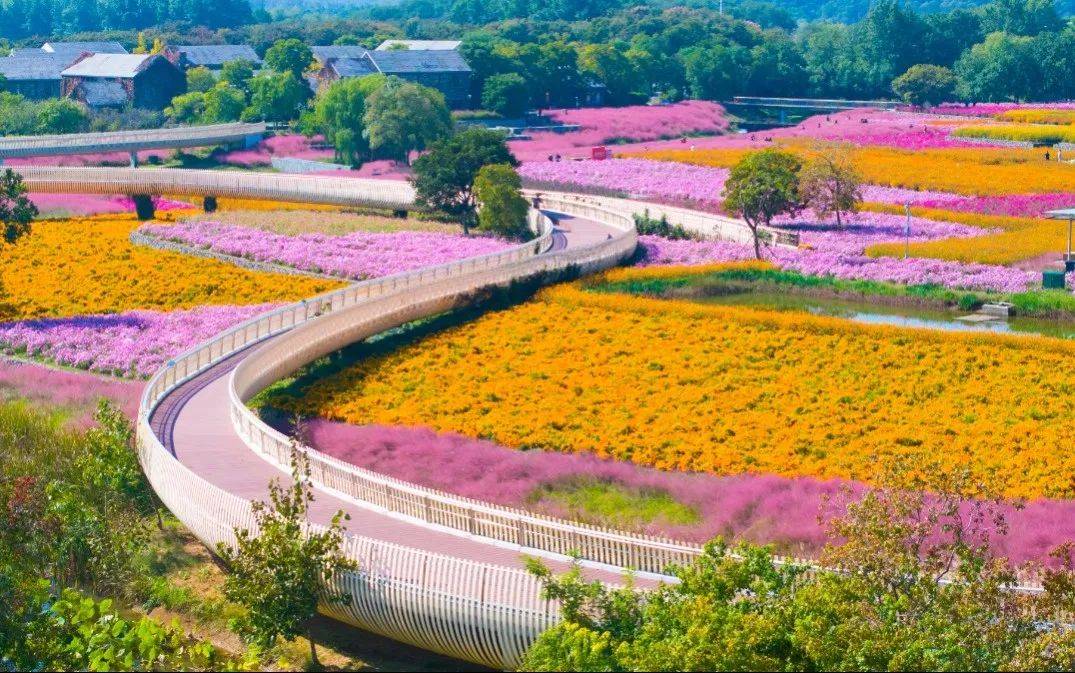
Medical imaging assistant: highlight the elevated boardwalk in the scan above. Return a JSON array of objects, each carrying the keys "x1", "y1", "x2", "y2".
[
  {"x1": 0, "y1": 123, "x2": 266, "y2": 161},
  {"x1": 18, "y1": 166, "x2": 416, "y2": 211},
  {"x1": 27, "y1": 165, "x2": 797, "y2": 667}
]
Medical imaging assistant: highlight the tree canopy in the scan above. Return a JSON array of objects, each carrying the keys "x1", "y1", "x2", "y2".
[
  {"x1": 363, "y1": 78, "x2": 453, "y2": 164},
  {"x1": 412, "y1": 127, "x2": 517, "y2": 233}
]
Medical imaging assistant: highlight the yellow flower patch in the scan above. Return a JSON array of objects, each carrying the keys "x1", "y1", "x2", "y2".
[
  {"x1": 0, "y1": 214, "x2": 343, "y2": 320},
  {"x1": 635, "y1": 145, "x2": 1075, "y2": 196},
  {"x1": 862, "y1": 204, "x2": 1064, "y2": 265},
  {"x1": 996, "y1": 109, "x2": 1075, "y2": 125},
  {"x1": 276, "y1": 272, "x2": 1075, "y2": 500}
]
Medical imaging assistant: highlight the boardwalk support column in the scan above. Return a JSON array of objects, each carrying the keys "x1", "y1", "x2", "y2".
[
  {"x1": 131, "y1": 194, "x2": 155, "y2": 221},
  {"x1": 204, "y1": 195, "x2": 218, "y2": 213}
]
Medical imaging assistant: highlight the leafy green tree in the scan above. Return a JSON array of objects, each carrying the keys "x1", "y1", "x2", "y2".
[
  {"x1": 241, "y1": 71, "x2": 310, "y2": 123},
  {"x1": 981, "y1": 0, "x2": 1064, "y2": 36},
  {"x1": 299, "y1": 74, "x2": 386, "y2": 166},
  {"x1": 473, "y1": 163, "x2": 530, "y2": 239},
  {"x1": 798, "y1": 143, "x2": 862, "y2": 229},
  {"x1": 722, "y1": 149, "x2": 803, "y2": 259},
  {"x1": 203, "y1": 83, "x2": 247, "y2": 123},
  {"x1": 220, "y1": 58, "x2": 256, "y2": 93},
  {"x1": 35, "y1": 98, "x2": 87, "y2": 134},
  {"x1": 411, "y1": 127, "x2": 517, "y2": 234},
  {"x1": 218, "y1": 450, "x2": 355, "y2": 667},
  {"x1": 481, "y1": 72, "x2": 528, "y2": 117},
  {"x1": 363, "y1": 78, "x2": 452, "y2": 164},
  {"x1": 892, "y1": 64, "x2": 956, "y2": 107},
  {"x1": 165, "y1": 91, "x2": 206, "y2": 124},
  {"x1": 185, "y1": 65, "x2": 216, "y2": 93},
  {"x1": 0, "y1": 168, "x2": 36, "y2": 245},
  {"x1": 264, "y1": 38, "x2": 313, "y2": 78},
  {"x1": 681, "y1": 43, "x2": 751, "y2": 101},
  {"x1": 578, "y1": 43, "x2": 640, "y2": 105},
  {"x1": 746, "y1": 30, "x2": 809, "y2": 97},
  {"x1": 955, "y1": 31, "x2": 1036, "y2": 102}
]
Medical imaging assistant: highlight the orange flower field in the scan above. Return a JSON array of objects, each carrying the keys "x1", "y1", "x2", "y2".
[
  {"x1": 274, "y1": 265, "x2": 1075, "y2": 501},
  {"x1": 0, "y1": 213, "x2": 342, "y2": 320}
]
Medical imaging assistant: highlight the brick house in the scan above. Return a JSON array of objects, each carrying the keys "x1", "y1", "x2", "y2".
[{"x1": 61, "y1": 54, "x2": 185, "y2": 109}]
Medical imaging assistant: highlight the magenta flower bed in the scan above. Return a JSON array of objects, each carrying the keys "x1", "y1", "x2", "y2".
[
  {"x1": 217, "y1": 134, "x2": 335, "y2": 167},
  {"x1": 138, "y1": 221, "x2": 514, "y2": 279},
  {"x1": 0, "y1": 304, "x2": 277, "y2": 378},
  {"x1": 917, "y1": 192, "x2": 1075, "y2": 218},
  {"x1": 31, "y1": 193, "x2": 191, "y2": 217},
  {"x1": 520, "y1": 158, "x2": 953, "y2": 207},
  {"x1": 297, "y1": 418, "x2": 1075, "y2": 564},
  {"x1": 637, "y1": 209, "x2": 1036, "y2": 293}
]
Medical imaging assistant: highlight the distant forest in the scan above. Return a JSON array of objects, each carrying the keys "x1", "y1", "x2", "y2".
[{"x1": 3, "y1": 0, "x2": 1075, "y2": 104}]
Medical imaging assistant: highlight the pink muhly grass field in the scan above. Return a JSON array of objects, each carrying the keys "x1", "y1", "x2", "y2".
[
  {"x1": 9, "y1": 149, "x2": 174, "y2": 167},
  {"x1": 217, "y1": 134, "x2": 335, "y2": 167},
  {"x1": 520, "y1": 158, "x2": 957, "y2": 207},
  {"x1": 510, "y1": 101, "x2": 728, "y2": 159},
  {"x1": 297, "y1": 419, "x2": 1075, "y2": 564},
  {"x1": 0, "y1": 358, "x2": 141, "y2": 426},
  {"x1": 30, "y1": 193, "x2": 192, "y2": 217}
]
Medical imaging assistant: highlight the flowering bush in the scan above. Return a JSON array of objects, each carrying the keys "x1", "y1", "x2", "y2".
[
  {"x1": 0, "y1": 304, "x2": 276, "y2": 378},
  {"x1": 138, "y1": 220, "x2": 514, "y2": 280},
  {"x1": 0, "y1": 214, "x2": 340, "y2": 320},
  {"x1": 275, "y1": 272, "x2": 1075, "y2": 500}
]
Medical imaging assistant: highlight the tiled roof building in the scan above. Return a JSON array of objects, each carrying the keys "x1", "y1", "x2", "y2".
[{"x1": 61, "y1": 54, "x2": 184, "y2": 109}]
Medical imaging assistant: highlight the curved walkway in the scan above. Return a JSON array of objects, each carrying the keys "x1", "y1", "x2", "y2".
[{"x1": 151, "y1": 214, "x2": 641, "y2": 583}]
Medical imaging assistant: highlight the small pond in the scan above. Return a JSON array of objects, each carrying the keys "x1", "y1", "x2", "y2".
[{"x1": 690, "y1": 290, "x2": 1075, "y2": 340}]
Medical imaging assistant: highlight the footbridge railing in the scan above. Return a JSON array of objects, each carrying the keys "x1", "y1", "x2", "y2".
[
  {"x1": 137, "y1": 197, "x2": 636, "y2": 668},
  {"x1": 17, "y1": 166, "x2": 416, "y2": 210},
  {"x1": 0, "y1": 122, "x2": 266, "y2": 160}
]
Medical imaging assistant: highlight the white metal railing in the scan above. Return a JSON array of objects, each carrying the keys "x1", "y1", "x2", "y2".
[
  {"x1": 17, "y1": 166, "x2": 416, "y2": 210},
  {"x1": 0, "y1": 123, "x2": 266, "y2": 158},
  {"x1": 136, "y1": 202, "x2": 608, "y2": 668}
]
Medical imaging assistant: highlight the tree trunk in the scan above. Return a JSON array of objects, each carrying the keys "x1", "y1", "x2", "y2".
[
  {"x1": 749, "y1": 219, "x2": 762, "y2": 259},
  {"x1": 835, "y1": 208, "x2": 842, "y2": 229},
  {"x1": 307, "y1": 627, "x2": 320, "y2": 669}
]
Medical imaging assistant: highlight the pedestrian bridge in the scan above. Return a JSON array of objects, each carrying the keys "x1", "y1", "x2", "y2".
[
  {"x1": 24, "y1": 165, "x2": 802, "y2": 668},
  {"x1": 0, "y1": 122, "x2": 266, "y2": 162}
]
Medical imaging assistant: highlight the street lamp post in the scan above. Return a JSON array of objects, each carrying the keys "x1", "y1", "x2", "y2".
[{"x1": 904, "y1": 203, "x2": 911, "y2": 259}]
